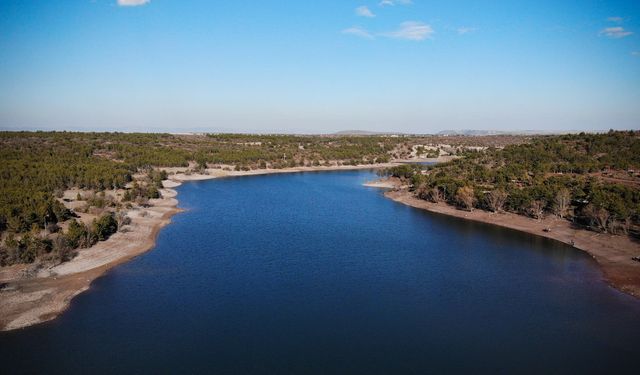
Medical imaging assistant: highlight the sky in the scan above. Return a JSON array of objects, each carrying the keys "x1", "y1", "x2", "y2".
[{"x1": 0, "y1": 0, "x2": 639, "y2": 134}]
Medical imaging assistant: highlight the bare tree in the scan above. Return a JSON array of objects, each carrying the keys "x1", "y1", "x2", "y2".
[
  {"x1": 585, "y1": 205, "x2": 610, "y2": 233},
  {"x1": 53, "y1": 236, "x2": 74, "y2": 263},
  {"x1": 115, "y1": 211, "x2": 131, "y2": 231},
  {"x1": 431, "y1": 187, "x2": 445, "y2": 203},
  {"x1": 554, "y1": 189, "x2": 571, "y2": 218},
  {"x1": 486, "y1": 189, "x2": 508, "y2": 213},
  {"x1": 595, "y1": 208, "x2": 610, "y2": 233},
  {"x1": 529, "y1": 200, "x2": 546, "y2": 220},
  {"x1": 415, "y1": 185, "x2": 428, "y2": 200},
  {"x1": 416, "y1": 185, "x2": 444, "y2": 203},
  {"x1": 456, "y1": 186, "x2": 476, "y2": 211},
  {"x1": 622, "y1": 216, "x2": 632, "y2": 234},
  {"x1": 80, "y1": 230, "x2": 97, "y2": 248}
]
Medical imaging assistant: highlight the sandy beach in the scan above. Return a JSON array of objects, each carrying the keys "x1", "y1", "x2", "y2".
[
  {"x1": 0, "y1": 163, "x2": 397, "y2": 331},
  {"x1": 377, "y1": 183, "x2": 640, "y2": 298}
]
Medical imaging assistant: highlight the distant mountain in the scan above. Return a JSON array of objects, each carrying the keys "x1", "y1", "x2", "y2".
[
  {"x1": 333, "y1": 129, "x2": 558, "y2": 137},
  {"x1": 435, "y1": 129, "x2": 553, "y2": 136},
  {"x1": 332, "y1": 130, "x2": 395, "y2": 136}
]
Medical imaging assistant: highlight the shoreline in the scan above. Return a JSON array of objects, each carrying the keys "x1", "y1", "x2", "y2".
[
  {"x1": 0, "y1": 163, "x2": 397, "y2": 331},
  {"x1": 0, "y1": 184, "x2": 182, "y2": 331},
  {"x1": 379, "y1": 185, "x2": 640, "y2": 299},
  {"x1": 3, "y1": 161, "x2": 637, "y2": 331}
]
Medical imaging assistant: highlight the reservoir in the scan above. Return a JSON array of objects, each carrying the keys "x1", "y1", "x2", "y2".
[{"x1": 1, "y1": 170, "x2": 639, "y2": 374}]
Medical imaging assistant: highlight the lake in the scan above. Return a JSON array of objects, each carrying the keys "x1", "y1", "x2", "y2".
[{"x1": 1, "y1": 170, "x2": 639, "y2": 374}]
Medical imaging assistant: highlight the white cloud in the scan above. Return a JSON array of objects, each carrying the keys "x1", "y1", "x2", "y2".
[
  {"x1": 356, "y1": 6, "x2": 375, "y2": 18},
  {"x1": 342, "y1": 26, "x2": 374, "y2": 39},
  {"x1": 383, "y1": 21, "x2": 433, "y2": 41},
  {"x1": 607, "y1": 16, "x2": 623, "y2": 23},
  {"x1": 457, "y1": 27, "x2": 477, "y2": 35},
  {"x1": 117, "y1": 0, "x2": 150, "y2": 6},
  {"x1": 379, "y1": 0, "x2": 412, "y2": 7},
  {"x1": 599, "y1": 26, "x2": 633, "y2": 38}
]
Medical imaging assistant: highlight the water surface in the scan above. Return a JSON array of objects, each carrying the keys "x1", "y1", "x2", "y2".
[{"x1": 2, "y1": 170, "x2": 639, "y2": 374}]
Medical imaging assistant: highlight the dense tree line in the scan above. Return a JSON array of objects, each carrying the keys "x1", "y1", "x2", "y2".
[
  {"x1": 0, "y1": 131, "x2": 407, "y2": 236},
  {"x1": 0, "y1": 131, "x2": 417, "y2": 236},
  {"x1": 0, "y1": 213, "x2": 119, "y2": 266},
  {"x1": 384, "y1": 131, "x2": 640, "y2": 235},
  {"x1": 0, "y1": 134, "x2": 132, "y2": 233},
  {"x1": 0, "y1": 131, "x2": 526, "y2": 266}
]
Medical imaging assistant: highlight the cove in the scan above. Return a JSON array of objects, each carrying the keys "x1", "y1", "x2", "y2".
[{"x1": 1, "y1": 170, "x2": 639, "y2": 374}]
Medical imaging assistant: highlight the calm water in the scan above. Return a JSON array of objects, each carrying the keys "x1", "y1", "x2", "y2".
[{"x1": 2, "y1": 170, "x2": 639, "y2": 374}]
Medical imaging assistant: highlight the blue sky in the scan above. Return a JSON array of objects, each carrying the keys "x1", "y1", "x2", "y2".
[{"x1": 0, "y1": 0, "x2": 639, "y2": 133}]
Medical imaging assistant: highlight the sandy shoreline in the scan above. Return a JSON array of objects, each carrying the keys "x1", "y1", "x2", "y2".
[
  {"x1": 379, "y1": 185, "x2": 640, "y2": 298},
  {"x1": 0, "y1": 185, "x2": 181, "y2": 331},
  {"x1": 3, "y1": 162, "x2": 637, "y2": 331},
  {"x1": 169, "y1": 163, "x2": 403, "y2": 182},
  {"x1": 0, "y1": 163, "x2": 396, "y2": 331}
]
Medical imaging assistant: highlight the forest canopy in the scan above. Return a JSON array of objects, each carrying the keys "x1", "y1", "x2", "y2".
[
  {"x1": 0, "y1": 131, "x2": 425, "y2": 235},
  {"x1": 382, "y1": 131, "x2": 640, "y2": 235}
]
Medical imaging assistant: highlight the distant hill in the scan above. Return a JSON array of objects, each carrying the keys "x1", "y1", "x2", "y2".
[
  {"x1": 334, "y1": 129, "x2": 555, "y2": 137},
  {"x1": 435, "y1": 129, "x2": 552, "y2": 136},
  {"x1": 332, "y1": 130, "x2": 398, "y2": 136}
]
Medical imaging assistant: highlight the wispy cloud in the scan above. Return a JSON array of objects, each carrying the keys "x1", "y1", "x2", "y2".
[
  {"x1": 379, "y1": 0, "x2": 412, "y2": 7},
  {"x1": 599, "y1": 26, "x2": 633, "y2": 38},
  {"x1": 117, "y1": 0, "x2": 150, "y2": 6},
  {"x1": 342, "y1": 26, "x2": 374, "y2": 39},
  {"x1": 355, "y1": 6, "x2": 375, "y2": 18},
  {"x1": 632, "y1": 51, "x2": 640, "y2": 56},
  {"x1": 606, "y1": 16, "x2": 623, "y2": 23},
  {"x1": 457, "y1": 27, "x2": 477, "y2": 35},
  {"x1": 383, "y1": 21, "x2": 434, "y2": 41}
]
